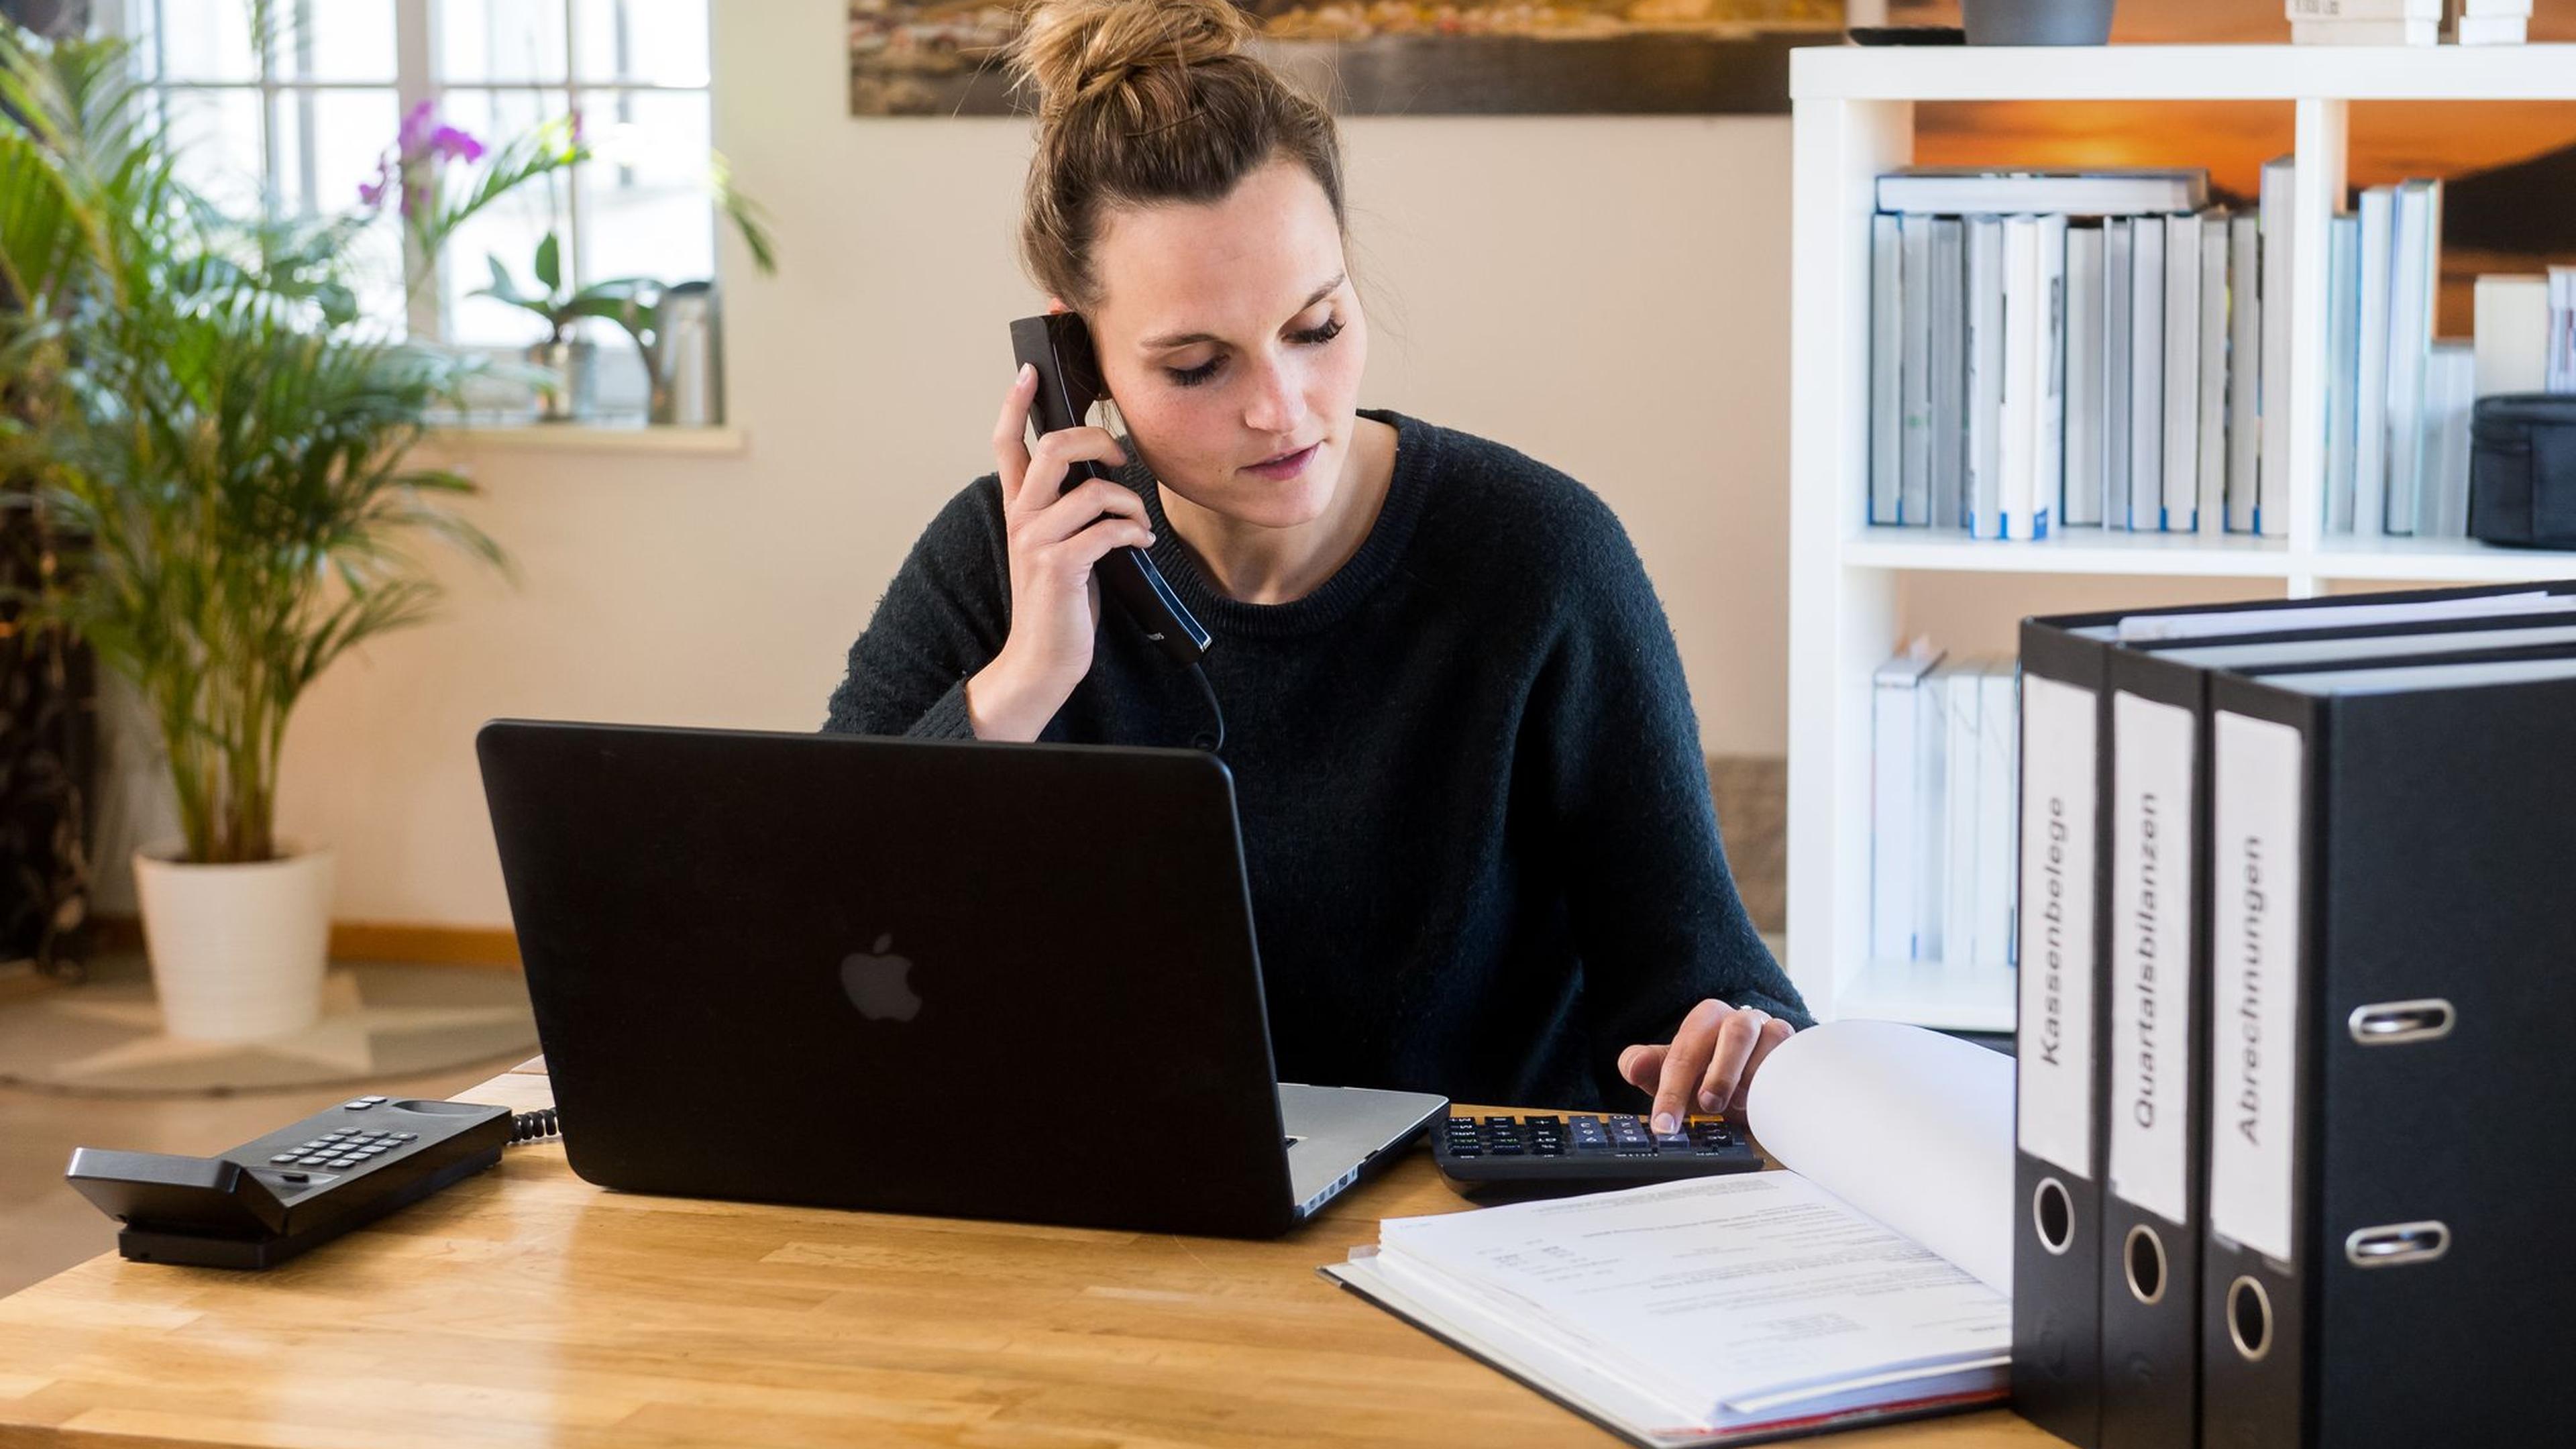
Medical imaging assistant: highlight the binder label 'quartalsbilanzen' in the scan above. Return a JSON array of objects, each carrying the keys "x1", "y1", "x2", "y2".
[
  {"x1": 2110, "y1": 691, "x2": 2196, "y2": 1225},
  {"x1": 2018, "y1": 674, "x2": 2097, "y2": 1178},
  {"x1": 2208, "y1": 710, "x2": 2303, "y2": 1265}
]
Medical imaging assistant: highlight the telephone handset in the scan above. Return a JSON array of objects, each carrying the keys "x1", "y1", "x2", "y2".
[{"x1": 1009, "y1": 313, "x2": 1214, "y2": 666}]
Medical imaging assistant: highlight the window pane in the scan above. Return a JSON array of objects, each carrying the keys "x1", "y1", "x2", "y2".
[
  {"x1": 573, "y1": 0, "x2": 708, "y2": 87},
  {"x1": 578, "y1": 89, "x2": 712, "y2": 288},
  {"x1": 435, "y1": 88, "x2": 574, "y2": 347},
  {"x1": 158, "y1": 0, "x2": 261, "y2": 83},
  {"x1": 274, "y1": 88, "x2": 407, "y2": 330},
  {"x1": 436, "y1": 0, "x2": 570, "y2": 83},
  {"x1": 276, "y1": 0, "x2": 398, "y2": 84},
  {"x1": 162, "y1": 85, "x2": 267, "y2": 216}
]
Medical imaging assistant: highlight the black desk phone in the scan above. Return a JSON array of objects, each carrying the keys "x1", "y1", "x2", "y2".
[
  {"x1": 64, "y1": 1095, "x2": 559, "y2": 1269},
  {"x1": 1008, "y1": 311, "x2": 1212, "y2": 666}
]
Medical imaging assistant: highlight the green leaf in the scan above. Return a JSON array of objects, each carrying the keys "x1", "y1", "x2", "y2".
[{"x1": 533, "y1": 229, "x2": 559, "y2": 293}]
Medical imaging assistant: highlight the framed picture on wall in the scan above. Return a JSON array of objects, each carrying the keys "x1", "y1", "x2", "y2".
[{"x1": 847, "y1": 1, "x2": 1849, "y2": 118}]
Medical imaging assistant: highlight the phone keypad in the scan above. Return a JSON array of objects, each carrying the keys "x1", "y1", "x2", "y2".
[{"x1": 266, "y1": 1128, "x2": 419, "y2": 1173}]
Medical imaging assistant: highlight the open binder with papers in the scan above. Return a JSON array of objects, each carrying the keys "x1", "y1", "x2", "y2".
[{"x1": 1324, "y1": 1021, "x2": 2016, "y2": 1446}]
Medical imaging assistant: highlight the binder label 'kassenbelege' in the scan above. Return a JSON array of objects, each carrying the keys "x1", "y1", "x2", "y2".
[{"x1": 2018, "y1": 674, "x2": 2098, "y2": 1179}]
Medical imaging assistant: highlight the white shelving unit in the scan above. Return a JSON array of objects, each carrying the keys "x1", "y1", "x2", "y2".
[{"x1": 1786, "y1": 42, "x2": 2576, "y2": 1032}]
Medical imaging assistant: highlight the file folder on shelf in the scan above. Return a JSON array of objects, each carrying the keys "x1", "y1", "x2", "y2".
[{"x1": 2200, "y1": 652, "x2": 2576, "y2": 1448}]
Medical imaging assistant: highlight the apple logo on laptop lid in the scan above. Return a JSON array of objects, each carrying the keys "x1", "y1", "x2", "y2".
[{"x1": 840, "y1": 933, "x2": 922, "y2": 1022}]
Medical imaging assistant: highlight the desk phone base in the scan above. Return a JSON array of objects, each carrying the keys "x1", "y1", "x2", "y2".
[{"x1": 66, "y1": 1096, "x2": 541, "y2": 1269}]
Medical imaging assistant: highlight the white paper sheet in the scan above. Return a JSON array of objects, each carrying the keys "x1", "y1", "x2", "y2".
[
  {"x1": 1375, "y1": 1171, "x2": 2007, "y2": 1424},
  {"x1": 1744, "y1": 1019, "x2": 2016, "y2": 1295}
]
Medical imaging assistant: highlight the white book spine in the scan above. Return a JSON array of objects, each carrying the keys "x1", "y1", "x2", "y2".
[
  {"x1": 1945, "y1": 667, "x2": 1980, "y2": 967},
  {"x1": 2226, "y1": 216, "x2": 2262, "y2": 533},
  {"x1": 2353, "y1": 187, "x2": 2395, "y2": 537},
  {"x1": 1900, "y1": 217, "x2": 1936, "y2": 523},
  {"x1": 1915, "y1": 667, "x2": 1949, "y2": 960},
  {"x1": 1931, "y1": 221, "x2": 1968, "y2": 532},
  {"x1": 1978, "y1": 663, "x2": 2019, "y2": 969},
  {"x1": 2036, "y1": 215, "x2": 2066, "y2": 542},
  {"x1": 2462, "y1": 0, "x2": 2533, "y2": 16},
  {"x1": 2104, "y1": 219, "x2": 2136, "y2": 531},
  {"x1": 2000, "y1": 217, "x2": 2042, "y2": 541},
  {"x1": 1874, "y1": 667, "x2": 1922, "y2": 960},
  {"x1": 2473, "y1": 274, "x2": 2549, "y2": 397},
  {"x1": 2196, "y1": 220, "x2": 2231, "y2": 539},
  {"x1": 1967, "y1": 217, "x2": 2007, "y2": 540},
  {"x1": 2257, "y1": 156, "x2": 2296, "y2": 537},
  {"x1": 2384, "y1": 180, "x2": 2439, "y2": 536},
  {"x1": 1870, "y1": 213, "x2": 1904, "y2": 527},
  {"x1": 2324, "y1": 213, "x2": 2360, "y2": 535},
  {"x1": 2128, "y1": 217, "x2": 2165, "y2": 533},
  {"x1": 2162, "y1": 213, "x2": 2201, "y2": 532},
  {"x1": 2063, "y1": 226, "x2": 2106, "y2": 529}
]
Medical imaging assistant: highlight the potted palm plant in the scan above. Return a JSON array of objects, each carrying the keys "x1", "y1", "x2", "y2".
[{"x1": 0, "y1": 25, "x2": 527, "y2": 1038}]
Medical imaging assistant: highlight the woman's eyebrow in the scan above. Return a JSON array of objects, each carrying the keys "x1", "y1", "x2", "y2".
[{"x1": 1139, "y1": 272, "x2": 1346, "y2": 351}]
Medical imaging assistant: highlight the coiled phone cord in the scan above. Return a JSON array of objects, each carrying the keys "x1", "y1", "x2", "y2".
[
  {"x1": 508, "y1": 1108, "x2": 561, "y2": 1144},
  {"x1": 1187, "y1": 660, "x2": 1226, "y2": 754}
]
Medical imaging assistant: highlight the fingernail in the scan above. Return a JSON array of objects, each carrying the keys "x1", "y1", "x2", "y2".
[
  {"x1": 1652, "y1": 1112, "x2": 1677, "y2": 1135},
  {"x1": 1699, "y1": 1091, "x2": 1721, "y2": 1114},
  {"x1": 1017, "y1": 363, "x2": 1034, "y2": 382}
]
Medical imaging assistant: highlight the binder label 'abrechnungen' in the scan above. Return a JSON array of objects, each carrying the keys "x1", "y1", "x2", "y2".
[
  {"x1": 2018, "y1": 674, "x2": 2097, "y2": 1178},
  {"x1": 2110, "y1": 691, "x2": 2196, "y2": 1226},
  {"x1": 2208, "y1": 710, "x2": 2303, "y2": 1266}
]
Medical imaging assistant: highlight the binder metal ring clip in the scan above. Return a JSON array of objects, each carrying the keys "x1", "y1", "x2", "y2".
[
  {"x1": 2033, "y1": 1177, "x2": 2076, "y2": 1256},
  {"x1": 2122, "y1": 1222, "x2": 2167, "y2": 1305},
  {"x1": 2344, "y1": 1220, "x2": 2451, "y2": 1269},
  {"x1": 2225, "y1": 1275, "x2": 2273, "y2": 1362},
  {"x1": 2347, "y1": 998, "x2": 2455, "y2": 1045}
]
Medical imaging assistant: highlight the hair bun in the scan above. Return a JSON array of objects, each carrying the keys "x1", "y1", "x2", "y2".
[{"x1": 1010, "y1": 0, "x2": 1257, "y2": 125}]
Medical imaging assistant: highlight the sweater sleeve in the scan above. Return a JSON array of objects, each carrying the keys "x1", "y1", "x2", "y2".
[
  {"x1": 1528, "y1": 490, "x2": 1812, "y2": 1094},
  {"x1": 821, "y1": 478, "x2": 1010, "y2": 740}
]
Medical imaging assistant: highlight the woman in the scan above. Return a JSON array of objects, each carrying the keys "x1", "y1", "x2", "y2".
[{"x1": 825, "y1": 0, "x2": 1808, "y2": 1126}]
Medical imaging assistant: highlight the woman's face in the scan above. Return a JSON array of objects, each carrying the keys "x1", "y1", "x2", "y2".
[{"x1": 1072, "y1": 155, "x2": 1368, "y2": 531}]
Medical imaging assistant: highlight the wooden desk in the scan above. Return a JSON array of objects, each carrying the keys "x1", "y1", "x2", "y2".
[{"x1": 0, "y1": 1065, "x2": 2049, "y2": 1446}]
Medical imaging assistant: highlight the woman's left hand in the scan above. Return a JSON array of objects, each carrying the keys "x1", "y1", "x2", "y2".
[{"x1": 1618, "y1": 1000, "x2": 1796, "y2": 1134}]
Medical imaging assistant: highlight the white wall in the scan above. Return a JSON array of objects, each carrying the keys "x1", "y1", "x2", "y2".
[{"x1": 97, "y1": 1, "x2": 1798, "y2": 926}]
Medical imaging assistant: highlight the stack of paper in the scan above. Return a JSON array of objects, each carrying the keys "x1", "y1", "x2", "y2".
[{"x1": 1326, "y1": 1022, "x2": 2015, "y2": 1446}]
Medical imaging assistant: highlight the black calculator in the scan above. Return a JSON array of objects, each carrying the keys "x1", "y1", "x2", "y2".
[{"x1": 1432, "y1": 1112, "x2": 1763, "y2": 1196}]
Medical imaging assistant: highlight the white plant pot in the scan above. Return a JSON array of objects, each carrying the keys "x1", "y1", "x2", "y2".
[{"x1": 131, "y1": 842, "x2": 335, "y2": 1041}]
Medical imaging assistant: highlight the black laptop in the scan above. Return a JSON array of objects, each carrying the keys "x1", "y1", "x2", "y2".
[{"x1": 475, "y1": 720, "x2": 1445, "y2": 1237}]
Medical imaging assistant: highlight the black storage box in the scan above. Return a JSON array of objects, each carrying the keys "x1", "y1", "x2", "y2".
[{"x1": 2468, "y1": 393, "x2": 2576, "y2": 547}]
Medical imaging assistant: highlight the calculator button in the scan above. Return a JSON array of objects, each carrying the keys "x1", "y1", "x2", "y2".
[
  {"x1": 1654, "y1": 1132, "x2": 1691, "y2": 1150},
  {"x1": 269, "y1": 1154, "x2": 299, "y2": 1164},
  {"x1": 297, "y1": 1155, "x2": 333, "y2": 1166},
  {"x1": 394, "y1": 1132, "x2": 418, "y2": 1141}
]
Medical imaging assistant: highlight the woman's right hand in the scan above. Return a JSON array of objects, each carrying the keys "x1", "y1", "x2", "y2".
[{"x1": 964, "y1": 362, "x2": 1159, "y2": 741}]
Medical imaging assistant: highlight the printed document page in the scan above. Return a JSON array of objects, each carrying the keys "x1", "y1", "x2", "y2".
[{"x1": 1375, "y1": 1171, "x2": 2007, "y2": 1424}]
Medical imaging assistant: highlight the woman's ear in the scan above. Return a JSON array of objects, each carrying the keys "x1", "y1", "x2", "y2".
[{"x1": 1043, "y1": 296, "x2": 1070, "y2": 316}]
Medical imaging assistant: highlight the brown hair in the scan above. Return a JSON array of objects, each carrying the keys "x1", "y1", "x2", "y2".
[{"x1": 1006, "y1": 0, "x2": 1347, "y2": 313}]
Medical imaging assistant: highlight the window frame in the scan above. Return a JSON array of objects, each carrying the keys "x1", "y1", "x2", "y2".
[{"x1": 106, "y1": 0, "x2": 717, "y2": 350}]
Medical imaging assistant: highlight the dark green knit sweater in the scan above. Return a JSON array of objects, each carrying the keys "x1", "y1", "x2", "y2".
[{"x1": 823, "y1": 407, "x2": 1807, "y2": 1108}]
